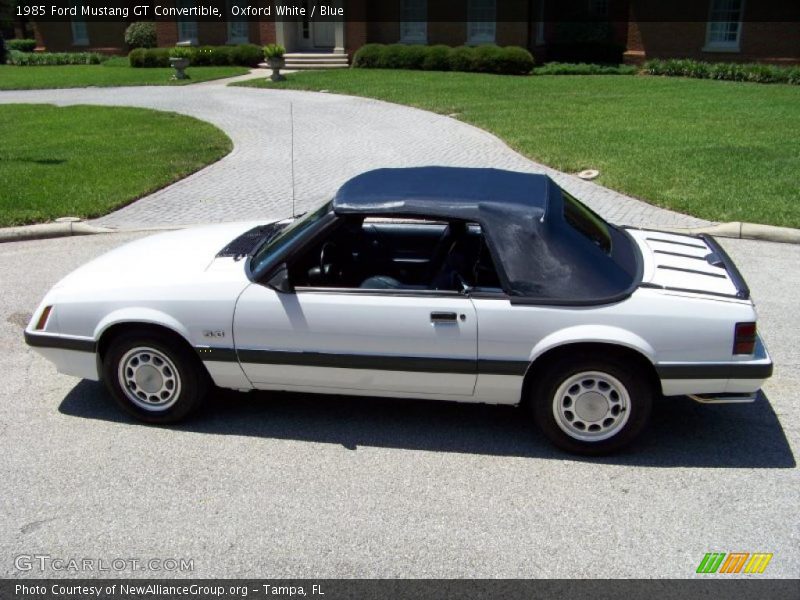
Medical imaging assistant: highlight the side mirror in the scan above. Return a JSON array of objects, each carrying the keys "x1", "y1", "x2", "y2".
[{"x1": 266, "y1": 263, "x2": 293, "y2": 293}]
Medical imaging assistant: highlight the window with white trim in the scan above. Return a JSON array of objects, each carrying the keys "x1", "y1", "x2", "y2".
[
  {"x1": 400, "y1": 0, "x2": 427, "y2": 44},
  {"x1": 467, "y1": 0, "x2": 496, "y2": 45},
  {"x1": 705, "y1": 0, "x2": 744, "y2": 51},
  {"x1": 227, "y1": 0, "x2": 249, "y2": 44},
  {"x1": 70, "y1": 1, "x2": 88, "y2": 46},
  {"x1": 177, "y1": 0, "x2": 199, "y2": 44}
]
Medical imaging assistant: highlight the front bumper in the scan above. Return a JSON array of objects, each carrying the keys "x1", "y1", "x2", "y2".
[{"x1": 24, "y1": 330, "x2": 101, "y2": 381}]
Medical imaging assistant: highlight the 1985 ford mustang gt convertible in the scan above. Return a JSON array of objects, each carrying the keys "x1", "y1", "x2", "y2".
[{"x1": 26, "y1": 167, "x2": 772, "y2": 454}]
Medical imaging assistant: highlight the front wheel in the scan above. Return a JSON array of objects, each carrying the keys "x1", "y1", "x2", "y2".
[
  {"x1": 529, "y1": 356, "x2": 652, "y2": 455},
  {"x1": 103, "y1": 331, "x2": 209, "y2": 424}
]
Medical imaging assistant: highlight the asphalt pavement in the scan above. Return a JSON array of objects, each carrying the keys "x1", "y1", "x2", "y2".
[{"x1": 0, "y1": 232, "x2": 797, "y2": 578}]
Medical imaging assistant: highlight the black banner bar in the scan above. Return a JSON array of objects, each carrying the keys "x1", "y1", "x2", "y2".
[
  {"x1": 14, "y1": 0, "x2": 800, "y2": 23},
  {"x1": 2, "y1": 579, "x2": 799, "y2": 600}
]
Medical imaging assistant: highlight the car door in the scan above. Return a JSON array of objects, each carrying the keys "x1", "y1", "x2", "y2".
[{"x1": 233, "y1": 285, "x2": 478, "y2": 396}]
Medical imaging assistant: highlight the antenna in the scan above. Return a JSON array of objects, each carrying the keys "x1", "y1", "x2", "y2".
[{"x1": 290, "y1": 102, "x2": 296, "y2": 218}]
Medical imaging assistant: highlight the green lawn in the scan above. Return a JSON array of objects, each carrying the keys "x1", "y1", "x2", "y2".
[
  {"x1": 0, "y1": 60, "x2": 249, "y2": 90},
  {"x1": 236, "y1": 71, "x2": 800, "y2": 228},
  {"x1": 0, "y1": 104, "x2": 232, "y2": 226}
]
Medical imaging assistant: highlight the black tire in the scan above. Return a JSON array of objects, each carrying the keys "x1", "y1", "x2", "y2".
[
  {"x1": 529, "y1": 354, "x2": 653, "y2": 455},
  {"x1": 103, "y1": 330, "x2": 209, "y2": 424}
]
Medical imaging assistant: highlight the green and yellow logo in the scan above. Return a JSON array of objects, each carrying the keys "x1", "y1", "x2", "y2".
[{"x1": 696, "y1": 552, "x2": 773, "y2": 574}]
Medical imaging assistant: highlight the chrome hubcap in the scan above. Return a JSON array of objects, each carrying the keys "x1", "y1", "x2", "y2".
[
  {"x1": 553, "y1": 371, "x2": 630, "y2": 442},
  {"x1": 118, "y1": 347, "x2": 181, "y2": 412}
]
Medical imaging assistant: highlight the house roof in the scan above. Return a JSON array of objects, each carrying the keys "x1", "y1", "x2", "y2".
[{"x1": 332, "y1": 167, "x2": 550, "y2": 221}]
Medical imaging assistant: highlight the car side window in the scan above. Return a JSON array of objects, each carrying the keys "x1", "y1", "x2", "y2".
[{"x1": 288, "y1": 217, "x2": 502, "y2": 294}]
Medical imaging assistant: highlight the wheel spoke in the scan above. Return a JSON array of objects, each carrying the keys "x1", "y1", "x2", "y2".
[
  {"x1": 553, "y1": 370, "x2": 631, "y2": 442},
  {"x1": 118, "y1": 346, "x2": 182, "y2": 412}
]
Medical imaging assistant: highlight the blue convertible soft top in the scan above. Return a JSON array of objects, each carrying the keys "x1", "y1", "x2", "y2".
[
  {"x1": 334, "y1": 167, "x2": 550, "y2": 219},
  {"x1": 334, "y1": 167, "x2": 640, "y2": 304}
]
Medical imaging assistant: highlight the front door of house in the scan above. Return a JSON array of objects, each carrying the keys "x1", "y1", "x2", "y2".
[{"x1": 312, "y1": 21, "x2": 335, "y2": 48}]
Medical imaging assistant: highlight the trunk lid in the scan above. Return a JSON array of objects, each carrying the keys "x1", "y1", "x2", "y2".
[{"x1": 626, "y1": 229, "x2": 750, "y2": 300}]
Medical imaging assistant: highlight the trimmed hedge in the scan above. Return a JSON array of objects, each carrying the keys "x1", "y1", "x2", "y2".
[
  {"x1": 645, "y1": 58, "x2": 800, "y2": 85},
  {"x1": 353, "y1": 43, "x2": 534, "y2": 75},
  {"x1": 7, "y1": 39, "x2": 37, "y2": 53},
  {"x1": 128, "y1": 47, "x2": 169, "y2": 67},
  {"x1": 7, "y1": 50, "x2": 107, "y2": 66},
  {"x1": 129, "y1": 44, "x2": 262, "y2": 68},
  {"x1": 124, "y1": 22, "x2": 156, "y2": 49},
  {"x1": 534, "y1": 62, "x2": 637, "y2": 75}
]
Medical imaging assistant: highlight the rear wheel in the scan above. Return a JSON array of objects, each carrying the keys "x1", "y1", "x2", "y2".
[
  {"x1": 103, "y1": 331, "x2": 209, "y2": 424},
  {"x1": 529, "y1": 356, "x2": 652, "y2": 455}
]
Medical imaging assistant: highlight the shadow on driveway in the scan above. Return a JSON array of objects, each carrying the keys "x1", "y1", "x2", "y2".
[{"x1": 59, "y1": 380, "x2": 795, "y2": 469}]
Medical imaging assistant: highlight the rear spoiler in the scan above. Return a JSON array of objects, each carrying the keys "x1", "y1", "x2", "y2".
[{"x1": 699, "y1": 234, "x2": 750, "y2": 300}]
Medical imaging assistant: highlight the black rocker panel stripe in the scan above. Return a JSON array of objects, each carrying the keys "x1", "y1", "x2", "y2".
[{"x1": 197, "y1": 347, "x2": 529, "y2": 376}]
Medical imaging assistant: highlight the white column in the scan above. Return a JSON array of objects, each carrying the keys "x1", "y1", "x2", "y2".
[
  {"x1": 275, "y1": 21, "x2": 286, "y2": 47},
  {"x1": 334, "y1": 0, "x2": 345, "y2": 54}
]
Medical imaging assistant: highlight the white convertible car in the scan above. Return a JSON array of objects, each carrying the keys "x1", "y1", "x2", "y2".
[{"x1": 26, "y1": 167, "x2": 772, "y2": 454}]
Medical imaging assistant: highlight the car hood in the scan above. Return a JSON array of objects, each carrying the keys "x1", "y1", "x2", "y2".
[
  {"x1": 52, "y1": 221, "x2": 273, "y2": 293},
  {"x1": 627, "y1": 229, "x2": 748, "y2": 301}
]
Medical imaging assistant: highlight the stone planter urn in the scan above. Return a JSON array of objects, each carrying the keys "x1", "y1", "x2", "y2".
[
  {"x1": 169, "y1": 57, "x2": 190, "y2": 80},
  {"x1": 268, "y1": 57, "x2": 285, "y2": 82}
]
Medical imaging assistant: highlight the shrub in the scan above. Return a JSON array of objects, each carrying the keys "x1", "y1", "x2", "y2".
[
  {"x1": 7, "y1": 50, "x2": 107, "y2": 66},
  {"x1": 644, "y1": 58, "x2": 798, "y2": 85},
  {"x1": 421, "y1": 44, "x2": 451, "y2": 71},
  {"x1": 169, "y1": 46, "x2": 194, "y2": 60},
  {"x1": 401, "y1": 44, "x2": 428, "y2": 69},
  {"x1": 0, "y1": 34, "x2": 5, "y2": 65},
  {"x1": 129, "y1": 45, "x2": 261, "y2": 68},
  {"x1": 129, "y1": 47, "x2": 170, "y2": 68},
  {"x1": 378, "y1": 44, "x2": 417, "y2": 69},
  {"x1": 193, "y1": 45, "x2": 231, "y2": 66},
  {"x1": 353, "y1": 44, "x2": 385, "y2": 68},
  {"x1": 472, "y1": 44, "x2": 504, "y2": 73},
  {"x1": 352, "y1": 43, "x2": 534, "y2": 76},
  {"x1": 124, "y1": 22, "x2": 156, "y2": 49},
  {"x1": 495, "y1": 46, "x2": 535, "y2": 75},
  {"x1": 263, "y1": 43, "x2": 285, "y2": 60},
  {"x1": 378, "y1": 44, "x2": 427, "y2": 69},
  {"x1": 230, "y1": 44, "x2": 262, "y2": 67},
  {"x1": 7, "y1": 38, "x2": 37, "y2": 53},
  {"x1": 533, "y1": 62, "x2": 636, "y2": 75},
  {"x1": 449, "y1": 46, "x2": 476, "y2": 72}
]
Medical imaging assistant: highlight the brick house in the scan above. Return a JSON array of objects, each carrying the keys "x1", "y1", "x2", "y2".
[{"x1": 32, "y1": 0, "x2": 800, "y2": 65}]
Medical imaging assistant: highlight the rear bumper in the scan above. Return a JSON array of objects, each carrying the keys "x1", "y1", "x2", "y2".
[{"x1": 657, "y1": 335, "x2": 772, "y2": 398}]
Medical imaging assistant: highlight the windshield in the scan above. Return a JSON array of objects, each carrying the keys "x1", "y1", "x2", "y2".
[{"x1": 249, "y1": 202, "x2": 332, "y2": 279}]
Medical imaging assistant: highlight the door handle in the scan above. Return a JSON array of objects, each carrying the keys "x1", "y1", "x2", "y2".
[{"x1": 430, "y1": 311, "x2": 458, "y2": 323}]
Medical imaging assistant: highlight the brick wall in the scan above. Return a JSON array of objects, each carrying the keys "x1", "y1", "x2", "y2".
[
  {"x1": 625, "y1": 21, "x2": 800, "y2": 64},
  {"x1": 155, "y1": 20, "x2": 178, "y2": 47},
  {"x1": 32, "y1": 21, "x2": 128, "y2": 53}
]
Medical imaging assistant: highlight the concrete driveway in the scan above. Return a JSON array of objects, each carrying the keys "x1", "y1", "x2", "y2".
[
  {"x1": 0, "y1": 77, "x2": 709, "y2": 230},
  {"x1": 0, "y1": 232, "x2": 797, "y2": 578}
]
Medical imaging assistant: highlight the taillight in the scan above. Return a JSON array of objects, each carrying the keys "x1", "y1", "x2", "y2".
[
  {"x1": 733, "y1": 322, "x2": 756, "y2": 355},
  {"x1": 35, "y1": 305, "x2": 53, "y2": 331}
]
